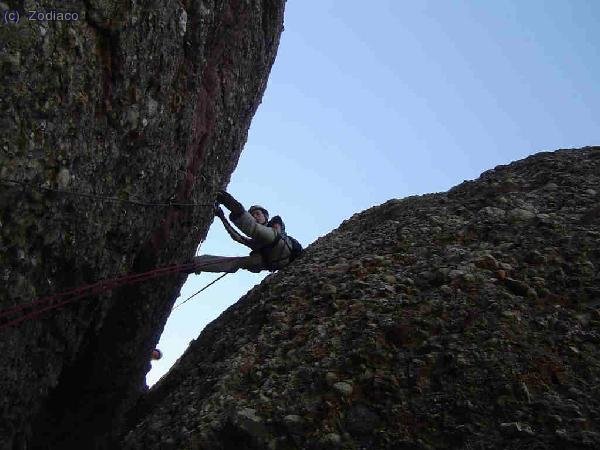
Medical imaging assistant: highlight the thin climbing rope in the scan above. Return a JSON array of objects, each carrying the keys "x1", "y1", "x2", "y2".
[
  {"x1": 0, "y1": 177, "x2": 215, "y2": 208},
  {"x1": 172, "y1": 273, "x2": 229, "y2": 310}
]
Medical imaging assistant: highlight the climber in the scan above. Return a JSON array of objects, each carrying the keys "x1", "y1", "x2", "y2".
[
  {"x1": 190, "y1": 191, "x2": 301, "y2": 274},
  {"x1": 151, "y1": 349, "x2": 162, "y2": 360}
]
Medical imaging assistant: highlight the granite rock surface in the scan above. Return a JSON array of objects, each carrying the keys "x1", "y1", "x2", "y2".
[
  {"x1": 125, "y1": 147, "x2": 600, "y2": 449},
  {"x1": 0, "y1": 1, "x2": 285, "y2": 447}
]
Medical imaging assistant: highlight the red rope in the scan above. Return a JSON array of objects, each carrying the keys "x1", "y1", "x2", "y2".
[{"x1": 0, "y1": 258, "x2": 229, "y2": 331}]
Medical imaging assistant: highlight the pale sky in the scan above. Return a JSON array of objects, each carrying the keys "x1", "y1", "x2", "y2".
[{"x1": 147, "y1": 0, "x2": 599, "y2": 385}]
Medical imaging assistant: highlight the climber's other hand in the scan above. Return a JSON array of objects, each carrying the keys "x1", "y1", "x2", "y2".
[
  {"x1": 216, "y1": 190, "x2": 244, "y2": 215},
  {"x1": 214, "y1": 205, "x2": 225, "y2": 218}
]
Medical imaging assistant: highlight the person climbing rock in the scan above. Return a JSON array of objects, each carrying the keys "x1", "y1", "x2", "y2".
[
  {"x1": 191, "y1": 191, "x2": 301, "y2": 273},
  {"x1": 151, "y1": 349, "x2": 162, "y2": 360}
]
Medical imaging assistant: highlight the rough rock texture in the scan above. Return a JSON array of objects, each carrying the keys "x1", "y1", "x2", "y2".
[
  {"x1": 0, "y1": 1, "x2": 285, "y2": 448},
  {"x1": 125, "y1": 148, "x2": 600, "y2": 449}
]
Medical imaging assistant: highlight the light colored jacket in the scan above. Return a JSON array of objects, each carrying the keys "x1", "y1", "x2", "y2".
[
  {"x1": 218, "y1": 215, "x2": 256, "y2": 250},
  {"x1": 231, "y1": 211, "x2": 292, "y2": 269}
]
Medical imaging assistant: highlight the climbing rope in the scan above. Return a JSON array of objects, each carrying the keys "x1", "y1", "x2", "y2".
[
  {"x1": 0, "y1": 178, "x2": 231, "y2": 327},
  {"x1": 0, "y1": 178, "x2": 298, "y2": 329},
  {"x1": 0, "y1": 258, "x2": 232, "y2": 332},
  {"x1": 172, "y1": 273, "x2": 229, "y2": 310},
  {"x1": 0, "y1": 177, "x2": 215, "y2": 208}
]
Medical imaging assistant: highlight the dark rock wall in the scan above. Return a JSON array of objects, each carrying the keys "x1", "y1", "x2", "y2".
[
  {"x1": 0, "y1": 0, "x2": 285, "y2": 448},
  {"x1": 124, "y1": 148, "x2": 600, "y2": 449}
]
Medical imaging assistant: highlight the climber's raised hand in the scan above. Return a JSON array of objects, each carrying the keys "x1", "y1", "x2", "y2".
[{"x1": 216, "y1": 190, "x2": 244, "y2": 216}]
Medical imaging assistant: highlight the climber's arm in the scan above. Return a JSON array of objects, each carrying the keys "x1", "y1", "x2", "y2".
[
  {"x1": 215, "y1": 207, "x2": 254, "y2": 249},
  {"x1": 232, "y1": 211, "x2": 278, "y2": 245},
  {"x1": 216, "y1": 191, "x2": 245, "y2": 219},
  {"x1": 216, "y1": 190, "x2": 277, "y2": 244}
]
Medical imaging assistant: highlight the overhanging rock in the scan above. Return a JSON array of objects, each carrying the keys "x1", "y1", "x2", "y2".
[{"x1": 0, "y1": 1, "x2": 286, "y2": 448}]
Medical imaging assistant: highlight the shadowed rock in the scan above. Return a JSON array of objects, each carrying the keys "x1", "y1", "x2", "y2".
[{"x1": 0, "y1": 1, "x2": 285, "y2": 448}]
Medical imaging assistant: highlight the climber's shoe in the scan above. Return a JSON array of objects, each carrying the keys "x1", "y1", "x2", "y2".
[
  {"x1": 184, "y1": 257, "x2": 205, "y2": 274},
  {"x1": 186, "y1": 260, "x2": 198, "y2": 274}
]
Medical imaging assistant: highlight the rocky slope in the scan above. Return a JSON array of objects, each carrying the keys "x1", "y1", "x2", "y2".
[
  {"x1": 0, "y1": 1, "x2": 285, "y2": 448},
  {"x1": 125, "y1": 147, "x2": 600, "y2": 449}
]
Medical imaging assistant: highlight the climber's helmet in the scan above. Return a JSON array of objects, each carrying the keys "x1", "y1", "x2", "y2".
[
  {"x1": 249, "y1": 205, "x2": 269, "y2": 225},
  {"x1": 151, "y1": 349, "x2": 162, "y2": 360}
]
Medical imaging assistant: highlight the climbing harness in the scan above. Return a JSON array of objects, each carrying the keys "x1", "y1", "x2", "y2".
[
  {"x1": 0, "y1": 257, "x2": 232, "y2": 332},
  {"x1": 255, "y1": 233, "x2": 303, "y2": 270}
]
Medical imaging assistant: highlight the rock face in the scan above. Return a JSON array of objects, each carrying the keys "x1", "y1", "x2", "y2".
[
  {"x1": 125, "y1": 148, "x2": 600, "y2": 449},
  {"x1": 0, "y1": 1, "x2": 285, "y2": 448}
]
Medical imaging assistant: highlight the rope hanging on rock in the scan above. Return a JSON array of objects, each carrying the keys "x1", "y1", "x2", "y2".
[
  {"x1": 0, "y1": 258, "x2": 231, "y2": 332},
  {"x1": 1, "y1": 178, "x2": 294, "y2": 328},
  {"x1": 0, "y1": 178, "x2": 236, "y2": 330},
  {"x1": 0, "y1": 177, "x2": 215, "y2": 209}
]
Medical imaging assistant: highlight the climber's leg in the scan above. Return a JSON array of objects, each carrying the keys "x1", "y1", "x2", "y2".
[
  {"x1": 192, "y1": 255, "x2": 246, "y2": 273},
  {"x1": 238, "y1": 252, "x2": 266, "y2": 273},
  {"x1": 192, "y1": 254, "x2": 265, "y2": 274}
]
